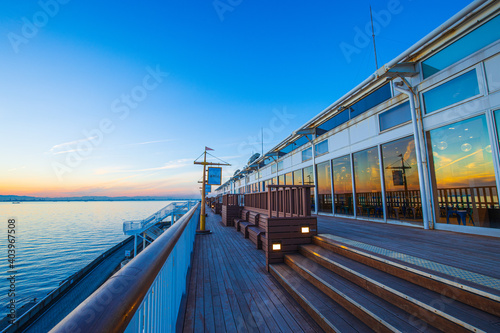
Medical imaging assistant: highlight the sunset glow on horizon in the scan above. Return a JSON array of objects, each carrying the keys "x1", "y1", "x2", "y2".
[{"x1": 0, "y1": 0, "x2": 474, "y2": 198}]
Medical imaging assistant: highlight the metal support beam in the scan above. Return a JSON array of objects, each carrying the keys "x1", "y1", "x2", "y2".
[{"x1": 394, "y1": 81, "x2": 431, "y2": 230}]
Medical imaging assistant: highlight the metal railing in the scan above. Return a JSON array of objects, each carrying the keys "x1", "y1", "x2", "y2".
[
  {"x1": 51, "y1": 202, "x2": 201, "y2": 333},
  {"x1": 123, "y1": 200, "x2": 198, "y2": 235}
]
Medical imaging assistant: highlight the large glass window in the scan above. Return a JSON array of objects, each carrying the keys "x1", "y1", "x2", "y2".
[
  {"x1": 278, "y1": 175, "x2": 284, "y2": 185},
  {"x1": 303, "y1": 166, "x2": 315, "y2": 211},
  {"x1": 315, "y1": 140, "x2": 329, "y2": 156},
  {"x1": 302, "y1": 147, "x2": 312, "y2": 162},
  {"x1": 317, "y1": 161, "x2": 332, "y2": 213},
  {"x1": 353, "y1": 148, "x2": 383, "y2": 219},
  {"x1": 423, "y1": 69, "x2": 480, "y2": 114},
  {"x1": 285, "y1": 172, "x2": 292, "y2": 185},
  {"x1": 293, "y1": 169, "x2": 303, "y2": 185},
  {"x1": 350, "y1": 83, "x2": 392, "y2": 118},
  {"x1": 277, "y1": 161, "x2": 284, "y2": 171},
  {"x1": 271, "y1": 163, "x2": 277, "y2": 173},
  {"x1": 427, "y1": 115, "x2": 499, "y2": 228},
  {"x1": 382, "y1": 136, "x2": 422, "y2": 224},
  {"x1": 333, "y1": 155, "x2": 353, "y2": 216},
  {"x1": 379, "y1": 102, "x2": 411, "y2": 131},
  {"x1": 422, "y1": 15, "x2": 500, "y2": 78}
]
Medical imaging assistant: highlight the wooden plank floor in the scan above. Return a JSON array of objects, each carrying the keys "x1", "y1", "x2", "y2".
[
  {"x1": 181, "y1": 209, "x2": 323, "y2": 333},
  {"x1": 316, "y1": 215, "x2": 500, "y2": 289}
]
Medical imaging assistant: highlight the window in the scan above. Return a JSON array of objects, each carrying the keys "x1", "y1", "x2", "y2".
[
  {"x1": 427, "y1": 115, "x2": 499, "y2": 228},
  {"x1": 293, "y1": 169, "x2": 303, "y2": 185},
  {"x1": 315, "y1": 140, "x2": 328, "y2": 156},
  {"x1": 423, "y1": 69, "x2": 480, "y2": 114},
  {"x1": 302, "y1": 147, "x2": 312, "y2": 162},
  {"x1": 316, "y1": 83, "x2": 392, "y2": 135},
  {"x1": 382, "y1": 136, "x2": 421, "y2": 224},
  {"x1": 379, "y1": 102, "x2": 411, "y2": 131},
  {"x1": 280, "y1": 143, "x2": 294, "y2": 155},
  {"x1": 316, "y1": 109, "x2": 350, "y2": 135},
  {"x1": 279, "y1": 135, "x2": 312, "y2": 156},
  {"x1": 271, "y1": 163, "x2": 277, "y2": 173},
  {"x1": 422, "y1": 15, "x2": 500, "y2": 78},
  {"x1": 485, "y1": 54, "x2": 500, "y2": 93},
  {"x1": 303, "y1": 166, "x2": 315, "y2": 211},
  {"x1": 350, "y1": 83, "x2": 392, "y2": 119},
  {"x1": 262, "y1": 157, "x2": 273, "y2": 166},
  {"x1": 277, "y1": 161, "x2": 284, "y2": 171},
  {"x1": 353, "y1": 147, "x2": 382, "y2": 219},
  {"x1": 333, "y1": 155, "x2": 353, "y2": 216},
  {"x1": 285, "y1": 172, "x2": 292, "y2": 185},
  {"x1": 278, "y1": 175, "x2": 284, "y2": 185},
  {"x1": 317, "y1": 161, "x2": 332, "y2": 213}
]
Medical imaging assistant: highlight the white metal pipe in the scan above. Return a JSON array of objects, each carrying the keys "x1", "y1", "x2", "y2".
[{"x1": 393, "y1": 84, "x2": 430, "y2": 229}]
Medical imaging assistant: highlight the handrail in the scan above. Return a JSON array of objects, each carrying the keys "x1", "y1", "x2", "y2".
[{"x1": 51, "y1": 202, "x2": 200, "y2": 333}]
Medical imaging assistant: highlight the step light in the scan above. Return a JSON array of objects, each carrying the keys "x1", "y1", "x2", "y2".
[
  {"x1": 301, "y1": 226, "x2": 310, "y2": 234},
  {"x1": 272, "y1": 242, "x2": 282, "y2": 251}
]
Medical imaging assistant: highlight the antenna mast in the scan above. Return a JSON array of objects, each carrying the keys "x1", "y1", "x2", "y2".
[{"x1": 370, "y1": 6, "x2": 379, "y2": 70}]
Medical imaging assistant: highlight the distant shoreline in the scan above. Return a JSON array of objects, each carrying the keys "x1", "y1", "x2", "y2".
[{"x1": 0, "y1": 197, "x2": 196, "y2": 202}]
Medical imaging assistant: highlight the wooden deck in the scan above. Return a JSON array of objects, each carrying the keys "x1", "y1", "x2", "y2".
[
  {"x1": 181, "y1": 210, "x2": 500, "y2": 332},
  {"x1": 316, "y1": 215, "x2": 500, "y2": 293},
  {"x1": 181, "y1": 209, "x2": 323, "y2": 332}
]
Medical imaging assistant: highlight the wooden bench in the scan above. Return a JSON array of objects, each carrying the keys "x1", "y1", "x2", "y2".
[
  {"x1": 240, "y1": 211, "x2": 260, "y2": 238},
  {"x1": 248, "y1": 214, "x2": 268, "y2": 249},
  {"x1": 234, "y1": 209, "x2": 249, "y2": 232}
]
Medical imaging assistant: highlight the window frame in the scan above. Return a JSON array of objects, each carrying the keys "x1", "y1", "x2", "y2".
[{"x1": 420, "y1": 65, "x2": 485, "y2": 116}]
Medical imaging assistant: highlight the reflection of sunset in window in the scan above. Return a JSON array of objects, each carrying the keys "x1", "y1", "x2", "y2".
[
  {"x1": 428, "y1": 115, "x2": 499, "y2": 228},
  {"x1": 354, "y1": 148, "x2": 381, "y2": 193},
  {"x1": 428, "y1": 116, "x2": 495, "y2": 188}
]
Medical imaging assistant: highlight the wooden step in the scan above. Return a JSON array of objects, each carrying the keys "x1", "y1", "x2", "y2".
[
  {"x1": 285, "y1": 253, "x2": 440, "y2": 333},
  {"x1": 270, "y1": 263, "x2": 373, "y2": 333},
  {"x1": 300, "y1": 244, "x2": 500, "y2": 332},
  {"x1": 313, "y1": 234, "x2": 500, "y2": 318}
]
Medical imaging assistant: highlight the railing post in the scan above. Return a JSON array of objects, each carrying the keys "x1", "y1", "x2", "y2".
[{"x1": 268, "y1": 186, "x2": 272, "y2": 218}]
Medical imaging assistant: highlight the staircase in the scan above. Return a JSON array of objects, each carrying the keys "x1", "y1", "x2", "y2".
[
  {"x1": 143, "y1": 225, "x2": 164, "y2": 241},
  {"x1": 270, "y1": 234, "x2": 500, "y2": 332}
]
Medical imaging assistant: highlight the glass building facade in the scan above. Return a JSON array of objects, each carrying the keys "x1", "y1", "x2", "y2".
[
  {"x1": 216, "y1": 11, "x2": 500, "y2": 236},
  {"x1": 382, "y1": 136, "x2": 421, "y2": 224},
  {"x1": 317, "y1": 161, "x2": 332, "y2": 213},
  {"x1": 353, "y1": 148, "x2": 383, "y2": 219},
  {"x1": 333, "y1": 155, "x2": 353, "y2": 216}
]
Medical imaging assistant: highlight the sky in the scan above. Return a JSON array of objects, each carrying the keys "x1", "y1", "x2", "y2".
[{"x1": 0, "y1": 0, "x2": 474, "y2": 198}]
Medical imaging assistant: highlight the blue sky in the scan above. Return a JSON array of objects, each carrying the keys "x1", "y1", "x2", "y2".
[{"x1": 0, "y1": 0, "x2": 473, "y2": 197}]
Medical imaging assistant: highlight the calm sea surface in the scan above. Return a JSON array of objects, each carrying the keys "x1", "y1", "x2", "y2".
[{"x1": 0, "y1": 200, "x2": 174, "y2": 318}]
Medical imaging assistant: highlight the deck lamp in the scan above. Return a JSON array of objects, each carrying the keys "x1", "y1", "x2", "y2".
[
  {"x1": 301, "y1": 226, "x2": 310, "y2": 234},
  {"x1": 272, "y1": 242, "x2": 282, "y2": 251}
]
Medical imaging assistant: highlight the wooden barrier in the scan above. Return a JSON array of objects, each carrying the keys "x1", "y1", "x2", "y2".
[
  {"x1": 242, "y1": 185, "x2": 317, "y2": 270},
  {"x1": 221, "y1": 194, "x2": 241, "y2": 226}
]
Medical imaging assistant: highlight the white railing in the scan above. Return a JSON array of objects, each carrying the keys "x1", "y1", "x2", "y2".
[{"x1": 51, "y1": 202, "x2": 201, "y2": 333}]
